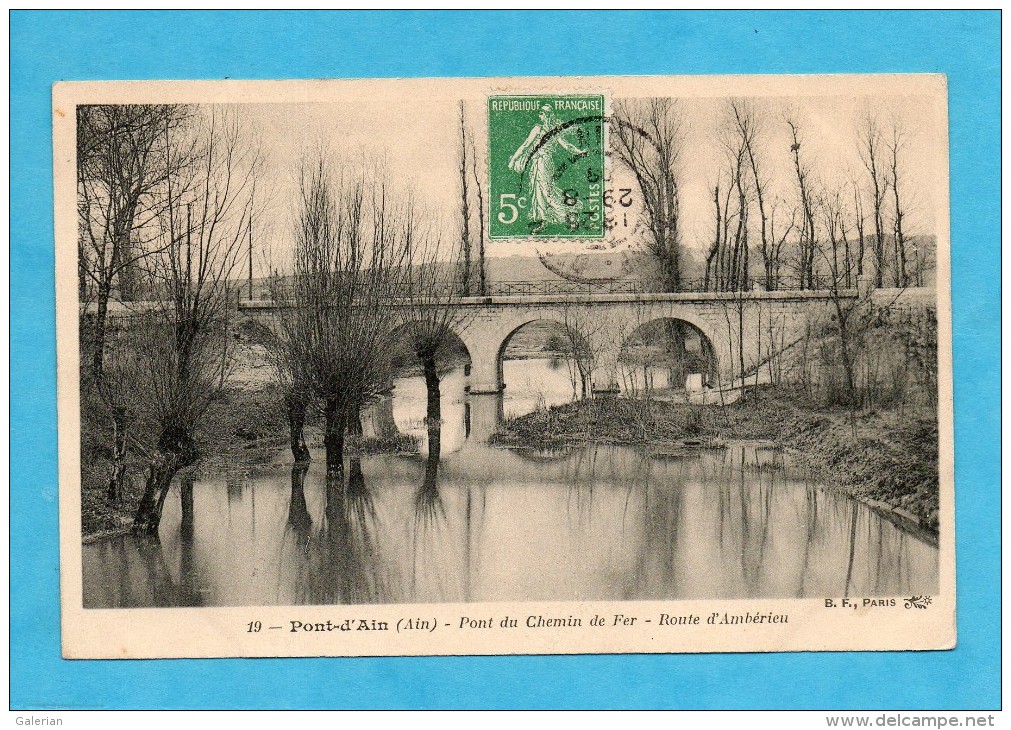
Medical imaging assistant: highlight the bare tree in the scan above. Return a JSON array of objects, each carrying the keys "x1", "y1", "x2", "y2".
[
  {"x1": 704, "y1": 179, "x2": 722, "y2": 291},
  {"x1": 724, "y1": 102, "x2": 754, "y2": 292},
  {"x1": 469, "y1": 133, "x2": 487, "y2": 296},
  {"x1": 819, "y1": 256, "x2": 864, "y2": 407},
  {"x1": 553, "y1": 304, "x2": 597, "y2": 399},
  {"x1": 765, "y1": 199, "x2": 797, "y2": 290},
  {"x1": 283, "y1": 156, "x2": 411, "y2": 473},
  {"x1": 77, "y1": 104, "x2": 194, "y2": 379},
  {"x1": 458, "y1": 101, "x2": 472, "y2": 296},
  {"x1": 887, "y1": 121, "x2": 910, "y2": 287},
  {"x1": 707, "y1": 100, "x2": 767, "y2": 293},
  {"x1": 786, "y1": 115, "x2": 818, "y2": 289},
  {"x1": 850, "y1": 176, "x2": 867, "y2": 280},
  {"x1": 732, "y1": 99, "x2": 771, "y2": 291},
  {"x1": 858, "y1": 114, "x2": 889, "y2": 288},
  {"x1": 822, "y1": 187, "x2": 854, "y2": 288},
  {"x1": 908, "y1": 235, "x2": 935, "y2": 287},
  {"x1": 132, "y1": 107, "x2": 260, "y2": 533},
  {"x1": 705, "y1": 172, "x2": 736, "y2": 291},
  {"x1": 89, "y1": 315, "x2": 151, "y2": 503},
  {"x1": 612, "y1": 98, "x2": 686, "y2": 292},
  {"x1": 265, "y1": 275, "x2": 314, "y2": 463},
  {"x1": 810, "y1": 212, "x2": 915, "y2": 409}
]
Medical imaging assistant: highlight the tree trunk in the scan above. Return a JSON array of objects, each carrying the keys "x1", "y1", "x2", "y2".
[
  {"x1": 348, "y1": 408, "x2": 364, "y2": 436},
  {"x1": 873, "y1": 226, "x2": 885, "y2": 288},
  {"x1": 92, "y1": 282, "x2": 111, "y2": 379},
  {"x1": 420, "y1": 349, "x2": 441, "y2": 428},
  {"x1": 459, "y1": 103, "x2": 472, "y2": 297},
  {"x1": 180, "y1": 475, "x2": 194, "y2": 541},
  {"x1": 286, "y1": 393, "x2": 311, "y2": 464},
  {"x1": 323, "y1": 397, "x2": 346, "y2": 474},
  {"x1": 843, "y1": 233, "x2": 852, "y2": 288},
  {"x1": 415, "y1": 418, "x2": 443, "y2": 521},
  {"x1": 422, "y1": 425, "x2": 441, "y2": 500},
  {"x1": 741, "y1": 226, "x2": 750, "y2": 291},
  {"x1": 105, "y1": 406, "x2": 128, "y2": 503},
  {"x1": 833, "y1": 298, "x2": 858, "y2": 406},
  {"x1": 177, "y1": 473, "x2": 199, "y2": 605},
  {"x1": 114, "y1": 228, "x2": 138, "y2": 302},
  {"x1": 133, "y1": 458, "x2": 176, "y2": 535},
  {"x1": 731, "y1": 188, "x2": 745, "y2": 291},
  {"x1": 132, "y1": 426, "x2": 197, "y2": 535},
  {"x1": 133, "y1": 465, "x2": 162, "y2": 535},
  {"x1": 857, "y1": 227, "x2": 865, "y2": 279},
  {"x1": 473, "y1": 150, "x2": 488, "y2": 296},
  {"x1": 324, "y1": 467, "x2": 343, "y2": 524},
  {"x1": 738, "y1": 301, "x2": 746, "y2": 385},
  {"x1": 663, "y1": 320, "x2": 687, "y2": 389},
  {"x1": 347, "y1": 457, "x2": 367, "y2": 499}
]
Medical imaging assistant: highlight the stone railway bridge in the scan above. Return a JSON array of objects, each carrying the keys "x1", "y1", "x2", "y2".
[{"x1": 238, "y1": 288, "x2": 868, "y2": 399}]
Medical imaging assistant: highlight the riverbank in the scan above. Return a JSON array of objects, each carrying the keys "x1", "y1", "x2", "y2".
[{"x1": 491, "y1": 387, "x2": 939, "y2": 534}]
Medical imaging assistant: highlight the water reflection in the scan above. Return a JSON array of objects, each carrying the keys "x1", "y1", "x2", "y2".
[
  {"x1": 84, "y1": 441, "x2": 938, "y2": 608},
  {"x1": 83, "y1": 360, "x2": 938, "y2": 608}
]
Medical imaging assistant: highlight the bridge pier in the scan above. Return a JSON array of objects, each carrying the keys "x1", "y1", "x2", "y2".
[{"x1": 467, "y1": 346, "x2": 504, "y2": 394}]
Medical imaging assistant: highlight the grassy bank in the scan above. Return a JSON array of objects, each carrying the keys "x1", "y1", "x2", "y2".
[{"x1": 491, "y1": 387, "x2": 939, "y2": 533}]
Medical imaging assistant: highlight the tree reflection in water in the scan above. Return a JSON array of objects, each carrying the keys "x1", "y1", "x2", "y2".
[
  {"x1": 83, "y1": 441, "x2": 939, "y2": 607},
  {"x1": 290, "y1": 460, "x2": 382, "y2": 605},
  {"x1": 175, "y1": 472, "x2": 203, "y2": 606},
  {"x1": 633, "y1": 453, "x2": 685, "y2": 601},
  {"x1": 410, "y1": 420, "x2": 460, "y2": 601}
]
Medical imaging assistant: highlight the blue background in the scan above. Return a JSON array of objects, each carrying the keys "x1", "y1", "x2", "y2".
[{"x1": 10, "y1": 11, "x2": 1000, "y2": 710}]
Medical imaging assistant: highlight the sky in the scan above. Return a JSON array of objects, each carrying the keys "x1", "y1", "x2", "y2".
[{"x1": 200, "y1": 77, "x2": 948, "y2": 278}]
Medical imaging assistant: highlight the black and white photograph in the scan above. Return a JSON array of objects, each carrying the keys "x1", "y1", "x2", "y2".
[{"x1": 56, "y1": 75, "x2": 954, "y2": 658}]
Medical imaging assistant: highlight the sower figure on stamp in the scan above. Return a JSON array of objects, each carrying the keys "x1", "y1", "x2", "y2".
[{"x1": 508, "y1": 104, "x2": 586, "y2": 231}]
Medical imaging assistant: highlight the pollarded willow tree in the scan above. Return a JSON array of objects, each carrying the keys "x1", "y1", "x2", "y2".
[{"x1": 277, "y1": 156, "x2": 412, "y2": 473}]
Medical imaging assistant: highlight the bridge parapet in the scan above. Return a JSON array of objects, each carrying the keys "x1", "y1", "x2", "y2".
[{"x1": 237, "y1": 288, "x2": 861, "y2": 311}]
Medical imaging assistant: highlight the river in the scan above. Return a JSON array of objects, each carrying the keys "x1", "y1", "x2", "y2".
[{"x1": 82, "y1": 359, "x2": 938, "y2": 608}]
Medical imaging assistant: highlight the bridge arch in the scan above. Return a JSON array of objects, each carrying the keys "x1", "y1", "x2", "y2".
[
  {"x1": 463, "y1": 313, "x2": 593, "y2": 396},
  {"x1": 497, "y1": 317, "x2": 594, "y2": 399},
  {"x1": 619, "y1": 315, "x2": 720, "y2": 393},
  {"x1": 366, "y1": 320, "x2": 474, "y2": 454},
  {"x1": 387, "y1": 319, "x2": 472, "y2": 379}
]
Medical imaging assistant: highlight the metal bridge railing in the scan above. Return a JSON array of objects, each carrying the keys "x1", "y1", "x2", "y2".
[
  {"x1": 486, "y1": 279, "x2": 647, "y2": 296},
  {"x1": 237, "y1": 276, "x2": 856, "y2": 303}
]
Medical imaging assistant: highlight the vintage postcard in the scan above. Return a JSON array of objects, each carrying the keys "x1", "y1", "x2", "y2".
[{"x1": 55, "y1": 74, "x2": 954, "y2": 659}]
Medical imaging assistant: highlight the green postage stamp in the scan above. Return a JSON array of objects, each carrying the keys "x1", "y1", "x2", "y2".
[{"x1": 488, "y1": 94, "x2": 605, "y2": 239}]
